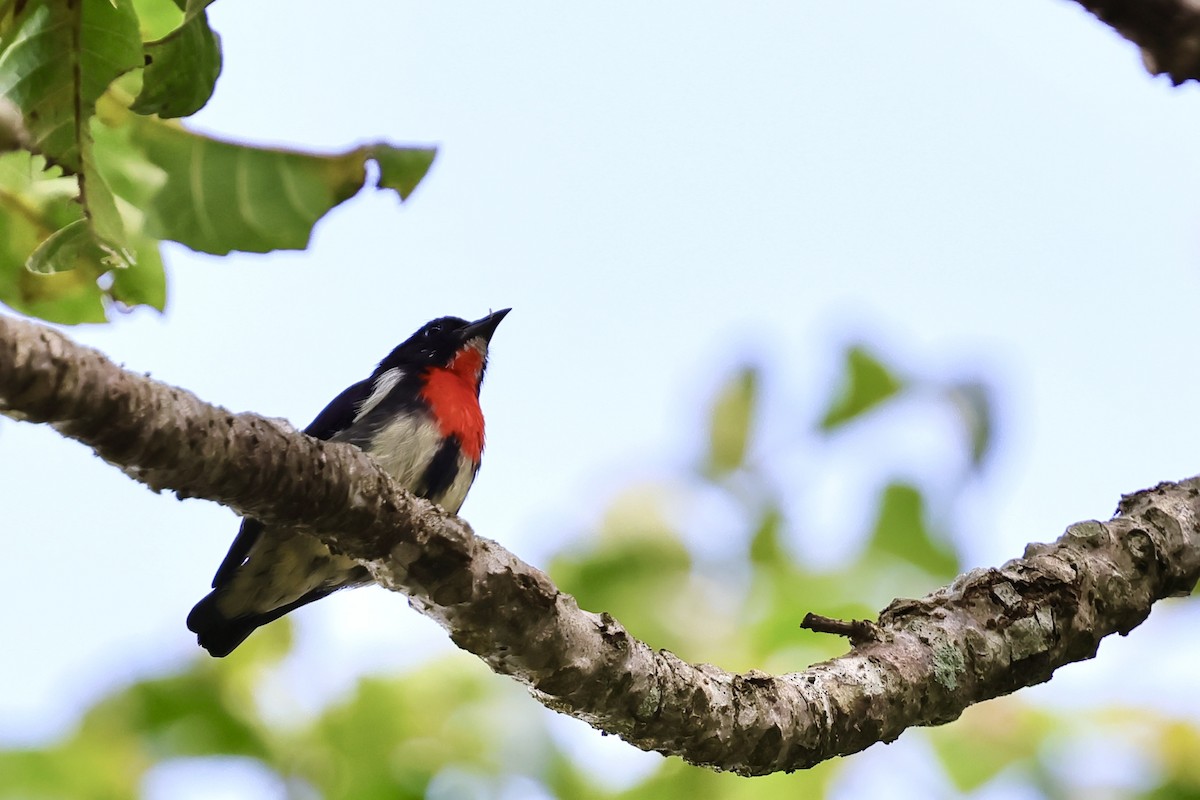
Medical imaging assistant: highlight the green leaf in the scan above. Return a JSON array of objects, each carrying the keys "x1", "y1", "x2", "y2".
[
  {"x1": 80, "y1": 151, "x2": 132, "y2": 266},
  {"x1": 130, "y1": 0, "x2": 186, "y2": 40},
  {"x1": 0, "y1": 266, "x2": 108, "y2": 323},
  {"x1": 867, "y1": 482, "x2": 958, "y2": 579},
  {"x1": 0, "y1": 0, "x2": 143, "y2": 173},
  {"x1": 27, "y1": 219, "x2": 111, "y2": 274},
  {"x1": 0, "y1": 153, "x2": 94, "y2": 320},
  {"x1": 0, "y1": 153, "x2": 83, "y2": 260},
  {"x1": 132, "y1": 0, "x2": 222, "y2": 119},
  {"x1": 749, "y1": 506, "x2": 787, "y2": 567},
  {"x1": 0, "y1": 149, "x2": 164, "y2": 321},
  {"x1": 109, "y1": 233, "x2": 166, "y2": 310},
  {"x1": 819, "y1": 344, "x2": 904, "y2": 430},
  {"x1": 704, "y1": 366, "x2": 758, "y2": 476},
  {"x1": 371, "y1": 144, "x2": 437, "y2": 201},
  {"x1": 0, "y1": 0, "x2": 141, "y2": 291},
  {"x1": 126, "y1": 116, "x2": 437, "y2": 254},
  {"x1": 946, "y1": 380, "x2": 993, "y2": 470},
  {"x1": 0, "y1": 2, "x2": 436, "y2": 321}
]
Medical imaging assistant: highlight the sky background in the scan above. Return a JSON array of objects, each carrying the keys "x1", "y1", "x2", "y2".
[{"x1": 3, "y1": 0, "x2": 1200, "y2": 794}]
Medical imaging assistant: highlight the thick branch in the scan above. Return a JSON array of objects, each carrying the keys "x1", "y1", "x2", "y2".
[
  {"x1": 2, "y1": 313, "x2": 1198, "y2": 775},
  {"x1": 1072, "y1": 0, "x2": 1200, "y2": 84}
]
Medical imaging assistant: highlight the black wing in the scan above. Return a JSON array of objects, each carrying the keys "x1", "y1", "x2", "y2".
[
  {"x1": 210, "y1": 378, "x2": 375, "y2": 588},
  {"x1": 212, "y1": 517, "x2": 264, "y2": 587},
  {"x1": 303, "y1": 378, "x2": 374, "y2": 439}
]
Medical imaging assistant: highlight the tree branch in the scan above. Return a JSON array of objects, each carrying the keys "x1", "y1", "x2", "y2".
[
  {"x1": 1071, "y1": 0, "x2": 1200, "y2": 85},
  {"x1": 2, "y1": 313, "x2": 1198, "y2": 775},
  {"x1": 800, "y1": 613, "x2": 881, "y2": 646}
]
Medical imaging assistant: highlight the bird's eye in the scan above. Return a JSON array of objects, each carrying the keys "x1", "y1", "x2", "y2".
[{"x1": 424, "y1": 324, "x2": 442, "y2": 337}]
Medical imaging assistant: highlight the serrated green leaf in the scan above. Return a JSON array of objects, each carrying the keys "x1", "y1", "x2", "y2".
[
  {"x1": 0, "y1": 154, "x2": 82, "y2": 257},
  {"x1": 867, "y1": 482, "x2": 959, "y2": 579},
  {"x1": 705, "y1": 366, "x2": 757, "y2": 476},
  {"x1": 127, "y1": 117, "x2": 437, "y2": 255},
  {"x1": 946, "y1": 380, "x2": 993, "y2": 470},
  {"x1": 372, "y1": 144, "x2": 437, "y2": 201},
  {"x1": 819, "y1": 344, "x2": 904, "y2": 430},
  {"x1": 132, "y1": 0, "x2": 222, "y2": 119},
  {"x1": 0, "y1": 152, "x2": 84, "y2": 317}
]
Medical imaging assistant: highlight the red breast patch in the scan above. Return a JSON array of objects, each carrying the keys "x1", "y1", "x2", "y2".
[{"x1": 420, "y1": 346, "x2": 486, "y2": 462}]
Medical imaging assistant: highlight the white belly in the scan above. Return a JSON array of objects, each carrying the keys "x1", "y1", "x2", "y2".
[{"x1": 357, "y1": 413, "x2": 477, "y2": 513}]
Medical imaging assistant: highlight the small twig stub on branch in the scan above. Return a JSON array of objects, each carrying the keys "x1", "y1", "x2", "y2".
[{"x1": 800, "y1": 613, "x2": 882, "y2": 646}]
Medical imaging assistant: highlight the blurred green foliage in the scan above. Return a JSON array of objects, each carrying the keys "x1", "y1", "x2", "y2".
[
  {"x1": 945, "y1": 381, "x2": 993, "y2": 471},
  {"x1": 1, "y1": 1, "x2": 1192, "y2": 796},
  {"x1": 704, "y1": 366, "x2": 757, "y2": 477},
  {"x1": 2, "y1": 347, "x2": 1196, "y2": 799},
  {"x1": 819, "y1": 345, "x2": 904, "y2": 431},
  {"x1": 14, "y1": 345, "x2": 1195, "y2": 800},
  {"x1": 868, "y1": 482, "x2": 958, "y2": 580}
]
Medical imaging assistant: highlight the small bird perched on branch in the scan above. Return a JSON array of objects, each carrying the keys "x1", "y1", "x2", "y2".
[{"x1": 187, "y1": 309, "x2": 510, "y2": 656}]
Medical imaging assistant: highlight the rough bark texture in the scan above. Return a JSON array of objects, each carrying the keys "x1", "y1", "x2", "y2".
[
  {"x1": 2, "y1": 313, "x2": 1198, "y2": 775},
  {"x1": 1072, "y1": 0, "x2": 1200, "y2": 84}
]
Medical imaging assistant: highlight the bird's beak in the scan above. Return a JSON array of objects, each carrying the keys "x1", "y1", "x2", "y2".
[{"x1": 462, "y1": 308, "x2": 511, "y2": 343}]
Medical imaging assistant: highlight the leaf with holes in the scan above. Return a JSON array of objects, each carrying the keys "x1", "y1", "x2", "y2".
[{"x1": 132, "y1": 0, "x2": 222, "y2": 119}]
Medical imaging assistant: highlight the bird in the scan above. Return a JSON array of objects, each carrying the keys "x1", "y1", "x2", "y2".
[{"x1": 187, "y1": 308, "x2": 510, "y2": 657}]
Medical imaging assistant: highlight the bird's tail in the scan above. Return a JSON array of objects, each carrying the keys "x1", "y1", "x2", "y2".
[
  {"x1": 186, "y1": 590, "x2": 267, "y2": 657},
  {"x1": 187, "y1": 588, "x2": 335, "y2": 657}
]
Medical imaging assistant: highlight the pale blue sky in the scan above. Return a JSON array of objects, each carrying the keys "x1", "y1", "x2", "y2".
[{"x1": 3, "y1": 0, "x2": 1200, "y2": 792}]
